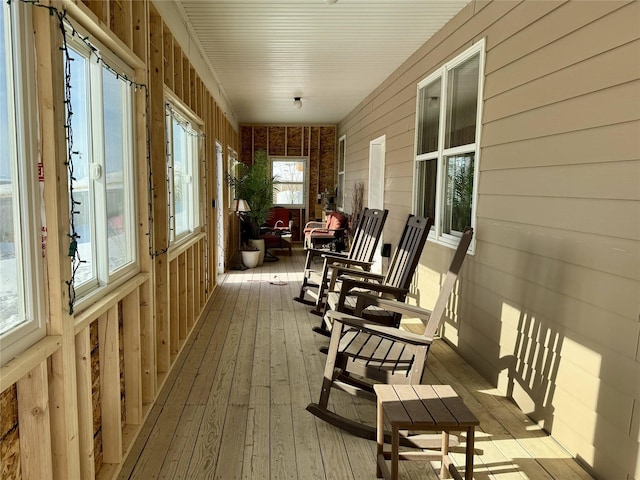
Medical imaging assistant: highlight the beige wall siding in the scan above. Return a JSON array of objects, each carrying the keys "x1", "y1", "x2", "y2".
[{"x1": 337, "y1": 1, "x2": 640, "y2": 479}]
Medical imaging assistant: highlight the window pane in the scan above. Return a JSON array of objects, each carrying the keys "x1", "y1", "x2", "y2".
[
  {"x1": 442, "y1": 153, "x2": 474, "y2": 235},
  {"x1": 415, "y1": 159, "x2": 437, "y2": 221},
  {"x1": 273, "y1": 160, "x2": 304, "y2": 183},
  {"x1": 67, "y1": 48, "x2": 96, "y2": 286},
  {"x1": 337, "y1": 138, "x2": 345, "y2": 172},
  {"x1": 417, "y1": 78, "x2": 441, "y2": 155},
  {"x1": 0, "y1": 4, "x2": 23, "y2": 333},
  {"x1": 275, "y1": 184, "x2": 303, "y2": 205},
  {"x1": 172, "y1": 119, "x2": 189, "y2": 236},
  {"x1": 103, "y1": 68, "x2": 132, "y2": 273},
  {"x1": 272, "y1": 160, "x2": 304, "y2": 206},
  {"x1": 445, "y1": 54, "x2": 479, "y2": 149}
]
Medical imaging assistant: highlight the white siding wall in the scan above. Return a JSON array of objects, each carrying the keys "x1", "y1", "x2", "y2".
[{"x1": 338, "y1": 1, "x2": 640, "y2": 478}]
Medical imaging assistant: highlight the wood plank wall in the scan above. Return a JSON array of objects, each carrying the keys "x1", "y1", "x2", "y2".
[
  {"x1": 337, "y1": 1, "x2": 640, "y2": 479},
  {"x1": 240, "y1": 124, "x2": 337, "y2": 239},
  {"x1": 0, "y1": 1, "x2": 238, "y2": 479}
]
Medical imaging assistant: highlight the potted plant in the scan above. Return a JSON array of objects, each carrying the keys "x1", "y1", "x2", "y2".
[{"x1": 227, "y1": 149, "x2": 278, "y2": 264}]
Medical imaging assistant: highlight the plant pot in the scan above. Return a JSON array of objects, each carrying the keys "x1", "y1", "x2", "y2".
[
  {"x1": 240, "y1": 249, "x2": 260, "y2": 269},
  {"x1": 248, "y1": 239, "x2": 265, "y2": 265}
]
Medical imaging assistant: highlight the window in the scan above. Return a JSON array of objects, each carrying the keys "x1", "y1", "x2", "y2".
[
  {"x1": 227, "y1": 147, "x2": 238, "y2": 205},
  {"x1": 414, "y1": 40, "x2": 484, "y2": 251},
  {"x1": 0, "y1": 1, "x2": 45, "y2": 364},
  {"x1": 271, "y1": 157, "x2": 306, "y2": 208},
  {"x1": 336, "y1": 135, "x2": 346, "y2": 211},
  {"x1": 166, "y1": 104, "x2": 201, "y2": 242},
  {"x1": 67, "y1": 35, "x2": 137, "y2": 297}
]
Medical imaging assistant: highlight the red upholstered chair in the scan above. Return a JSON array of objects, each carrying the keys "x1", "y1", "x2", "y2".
[
  {"x1": 259, "y1": 207, "x2": 293, "y2": 255},
  {"x1": 303, "y1": 211, "x2": 348, "y2": 249}
]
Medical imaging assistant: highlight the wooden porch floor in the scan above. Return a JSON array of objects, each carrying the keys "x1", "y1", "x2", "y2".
[{"x1": 118, "y1": 248, "x2": 593, "y2": 480}]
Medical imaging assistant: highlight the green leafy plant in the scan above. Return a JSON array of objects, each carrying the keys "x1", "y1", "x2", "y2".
[
  {"x1": 450, "y1": 161, "x2": 474, "y2": 232},
  {"x1": 226, "y1": 149, "x2": 278, "y2": 238}
]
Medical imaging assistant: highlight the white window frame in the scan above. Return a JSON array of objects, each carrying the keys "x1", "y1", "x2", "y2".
[
  {"x1": 271, "y1": 156, "x2": 307, "y2": 208},
  {"x1": 227, "y1": 147, "x2": 238, "y2": 205},
  {"x1": 166, "y1": 102, "x2": 201, "y2": 244},
  {"x1": 336, "y1": 135, "x2": 346, "y2": 211},
  {"x1": 66, "y1": 32, "x2": 138, "y2": 304},
  {"x1": 413, "y1": 39, "x2": 485, "y2": 253},
  {"x1": 0, "y1": 1, "x2": 45, "y2": 365}
]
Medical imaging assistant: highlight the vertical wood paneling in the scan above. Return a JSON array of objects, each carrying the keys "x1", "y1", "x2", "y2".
[
  {"x1": 110, "y1": 0, "x2": 132, "y2": 48},
  {"x1": 170, "y1": 259, "x2": 179, "y2": 356},
  {"x1": 173, "y1": 43, "x2": 183, "y2": 99},
  {"x1": 179, "y1": 253, "x2": 188, "y2": 341},
  {"x1": 17, "y1": 362, "x2": 53, "y2": 480},
  {"x1": 122, "y1": 289, "x2": 142, "y2": 426},
  {"x1": 149, "y1": 7, "x2": 170, "y2": 375},
  {"x1": 99, "y1": 307, "x2": 123, "y2": 463},
  {"x1": 162, "y1": 25, "x2": 173, "y2": 89},
  {"x1": 32, "y1": 8, "x2": 81, "y2": 479},
  {"x1": 187, "y1": 248, "x2": 195, "y2": 329},
  {"x1": 131, "y1": 0, "x2": 147, "y2": 61},
  {"x1": 75, "y1": 328, "x2": 96, "y2": 480}
]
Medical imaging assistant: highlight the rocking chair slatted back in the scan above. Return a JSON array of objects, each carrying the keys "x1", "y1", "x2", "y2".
[
  {"x1": 384, "y1": 215, "x2": 432, "y2": 290},
  {"x1": 295, "y1": 208, "x2": 388, "y2": 309},
  {"x1": 348, "y1": 208, "x2": 388, "y2": 262}
]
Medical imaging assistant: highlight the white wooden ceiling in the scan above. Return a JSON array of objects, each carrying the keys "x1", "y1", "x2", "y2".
[{"x1": 177, "y1": 0, "x2": 470, "y2": 125}]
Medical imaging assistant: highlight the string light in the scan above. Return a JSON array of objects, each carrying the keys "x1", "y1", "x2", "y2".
[
  {"x1": 16, "y1": 0, "x2": 213, "y2": 313},
  {"x1": 14, "y1": 0, "x2": 160, "y2": 312}
]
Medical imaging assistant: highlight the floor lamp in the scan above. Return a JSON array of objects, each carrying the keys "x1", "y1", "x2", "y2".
[{"x1": 230, "y1": 199, "x2": 251, "y2": 270}]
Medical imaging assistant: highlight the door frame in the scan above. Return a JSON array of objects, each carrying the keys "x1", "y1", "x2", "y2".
[{"x1": 368, "y1": 135, "x2": 386, "y2": 273}]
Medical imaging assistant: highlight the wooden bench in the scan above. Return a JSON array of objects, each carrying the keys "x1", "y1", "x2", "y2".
[{"x1": 374, "y1": 384, "x2": 479, "y2": 480}]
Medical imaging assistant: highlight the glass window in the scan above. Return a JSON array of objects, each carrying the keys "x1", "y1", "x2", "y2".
[
  {"x1": 414, "y1": 40, "x2": 484, "y2": 250},
  {"x1": 272, "y1": 157, "x2": 306, "y2": 208},
  {"x1": 0, "y1": 1, "x2": 45, "y2": 364},
  {"x1": 66, "y1": 35, "x2": 137, "y2": 298},
  {"x1": 417, "y1": 77, "x2": 441, "y2": 155},
  {"x1": 166, "y1": 104, "x2": 201, "y2": 242},
  {"x1": 337, "y1": 135, "x2": 346, "y2": 211}
]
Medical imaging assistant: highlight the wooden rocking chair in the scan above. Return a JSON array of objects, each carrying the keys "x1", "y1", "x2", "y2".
[
  {"x1": 306, "y1": 227, "x2": 473, "y2": 443},
  {"x1": 313, "y1": 214, "x2": 432, "y2": 335},
  {"x1": 294, "y1": 208, "x2": 388, "y2": 312}
]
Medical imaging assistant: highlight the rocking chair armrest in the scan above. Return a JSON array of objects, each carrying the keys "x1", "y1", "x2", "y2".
[
  {"x1": 333, "y1": 266, "x2": 385, "y2": 282},
  {"x1": 326, "y1": 311, "x2": 433, "y2": 346},
  {"x1": 336, "y1": 278, "x2": 408, "y2": 311},
  {"x1": 339, "y1": 277, "x2": 408, "y2": 299},
  {"x1": 303, "y1": 248, "x2": 348, "y2": 268},
  {"x1": 304, "y1": 221, "x2": 325, "y2": 229},
  {"x1": 323, "y1": 257, "x2": 374, "y2": 270},
  {"x1": 320, "y1": 252, "x2": 355, "y2": 264},
  {"x1": 354, "y1": 293, "x2": 434, "y2": 321}
]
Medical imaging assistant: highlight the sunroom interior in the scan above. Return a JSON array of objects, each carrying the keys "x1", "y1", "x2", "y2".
[{"x1": 0, "y1": 1, "x2": 638, "y2": 479}]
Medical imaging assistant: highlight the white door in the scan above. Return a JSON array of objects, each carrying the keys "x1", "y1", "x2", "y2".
[
  {"x1": 215, "y1": 142, "x2": 225, "y2": 274},
  {"x1": 368, "y1": 135, "x2": 386, "y2": 273}
]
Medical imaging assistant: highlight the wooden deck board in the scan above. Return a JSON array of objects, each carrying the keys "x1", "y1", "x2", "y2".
[{"x1": 119, "y1": 248, "x2": 594, "y2": 480}]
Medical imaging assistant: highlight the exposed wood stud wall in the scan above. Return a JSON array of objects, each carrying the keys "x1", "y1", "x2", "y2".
[
  {"x1": 0, "y1": 1, "x2": 238, "y2": 479},
  {"x1": 240, "y1": 124, "x2": 337, "y2": 240}
]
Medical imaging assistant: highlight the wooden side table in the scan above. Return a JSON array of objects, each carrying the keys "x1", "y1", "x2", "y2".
[{"x1": 374, "y1": 384, "x2": 479, "y2": 480}]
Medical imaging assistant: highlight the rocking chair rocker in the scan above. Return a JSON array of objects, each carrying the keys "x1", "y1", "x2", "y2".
[{"x1": 306, "y1": 227, "x2": 474, "y2": 444}]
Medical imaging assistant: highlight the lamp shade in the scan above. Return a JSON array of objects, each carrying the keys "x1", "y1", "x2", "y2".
[{"x1": 232, "y1": 199, "x2": 251, "y2": 213}]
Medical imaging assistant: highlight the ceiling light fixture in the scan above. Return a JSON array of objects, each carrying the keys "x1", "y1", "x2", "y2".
[
  {"x1": 293, "y1": 97, "x2": 302, "y2": 109},
  {"x1": 324, "y1": 0, "x2": 338, "y2": 4}
]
